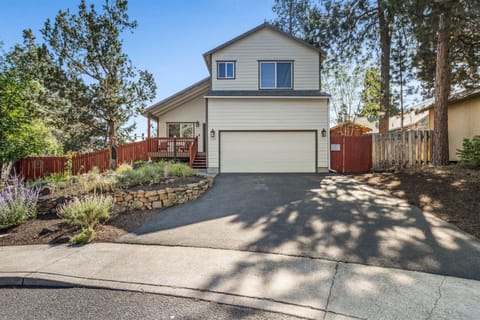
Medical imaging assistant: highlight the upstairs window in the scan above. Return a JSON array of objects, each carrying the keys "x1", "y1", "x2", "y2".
[
  {"x1": 259, "y1": 61, "x2": 292, "y2": 89},
  {"x1": 217, "y1": 61, "x2": 235, "y2": 79}
]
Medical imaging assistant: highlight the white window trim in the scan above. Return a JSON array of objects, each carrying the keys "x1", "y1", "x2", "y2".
[
  {"x1": 217, "y1": 61, "x2": 235, "y2": 79},
  {"x1": 259, "y1": 61, "x2": 292, "y2": 89},
  {"x1": 167, "y1": 122, "x2": 195, "y2": 138}
]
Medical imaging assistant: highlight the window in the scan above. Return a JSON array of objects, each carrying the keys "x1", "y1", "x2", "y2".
[
  {"x1": 217, "y1": 61, "x2": 235, "y2": 79},
  {"x1": 259, "y1": 61, "x2": 292, "y2": 89},
  {"x1": 167, "y1": 123, "x2": 194, "y2": 138}
]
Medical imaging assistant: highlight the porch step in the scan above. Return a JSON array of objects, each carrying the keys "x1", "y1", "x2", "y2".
[{"x1": 192, "y1": 152, "x2": 207, "y2": 169}]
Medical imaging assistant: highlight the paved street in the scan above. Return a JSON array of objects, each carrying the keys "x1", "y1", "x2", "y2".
[
  {"x1": 120, "y1": 174, "x2": 480, "y2": 280},
  {"x1": 0, "y1": 288, "x2": 298, "y2": 320}
]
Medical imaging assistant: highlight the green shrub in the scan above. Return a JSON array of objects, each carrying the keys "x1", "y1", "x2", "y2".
[
  {"x1": 78, "y1": 167, "x2": 116, "y2": 193},
  {"x1": 457, "y1": 136, "x2": 480, "y2": 166},
  {"x1": 116, "y1": 162, "x2": 133, "y2": 174},
  {"x1": 64, "y1": 151, "x2": 76, "y2": 177},
  {"x1": 165, "y1": 162, "x2": 194, "y2": 177},
  {"x1": 138, "y1": 163, "x2": 163, "y2": 183},
  {"x1": 116, "y1": 168, "x2": 145, "y2": 188},
  {"x1": 133, "y1": 160, "x2": 147, "y2": 169},
  {"x1": 0, "y1": 176, "x2": 39, "y2": 229},
  {"x1": 69, "y1": 227, "x2": 95, "y2": 244},
  {"x1": 116, "y1": 162, "x2": 165, "y2": 188},
  {"x1": 57, "y1": 193, "x2": 113, "y2": 231},
  {"x1": 27, "y1": 172, "x2": 74, "y2": 194},
  {"x1": 46, "y1": 172, "x2": 69, "y2": 184}
]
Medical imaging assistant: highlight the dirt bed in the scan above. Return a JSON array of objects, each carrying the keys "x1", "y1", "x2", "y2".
[
  {"x1": 349, "y1": 165, "x2": 480, "y2": 239},
  {"x1": 0, "y1": 209, "x2": 157, "y2": 246},
  {"x1": 0, "y1": 176, "x2": 205, "y2": 246}
]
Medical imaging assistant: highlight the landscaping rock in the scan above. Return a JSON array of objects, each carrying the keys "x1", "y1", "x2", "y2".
[
  {"x1": 152, "y1": 201, "x2": 163, "y2": 209},
  {"x1": 36, "y1": 176, "x2": 212, "y2": 215}
]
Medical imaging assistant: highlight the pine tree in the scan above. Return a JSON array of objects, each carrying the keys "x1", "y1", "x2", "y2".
[
  {"x1": 272, "y1": 0, "x2": 311, "y2": 37},
  {"x1": 406, "y1": 0, "x2": 480, "y2": 165},
  {"x1": 41, "y1": 0, "x2": 156, "y2": 167},
  {"x1": 309, "y1": 0, "x2": 407, "y2": 133}
]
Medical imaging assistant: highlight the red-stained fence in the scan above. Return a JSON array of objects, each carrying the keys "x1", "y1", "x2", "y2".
[
  {"x1": 117, "y1": 140, "x2": 150, "y2": 164},
  {"x1": 330, "y1": 136, "x2": 373, "y2": 173},
  {"x1": 72, "y1": 149, "x2": 110, "y2": 175},
  {"x1": 16, "y1": 137, "x2": 199, "y2": 180},
  {"x1": 15, "y1": 149, "x2": 111, "y2": 180},
  {"x1": 16, "y1": 156, "x2": 67, "y2": 181}
]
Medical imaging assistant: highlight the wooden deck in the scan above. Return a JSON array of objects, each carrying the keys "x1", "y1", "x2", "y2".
[{"x1": 147, "y1": 137, "x2": 197, "y2": 161}]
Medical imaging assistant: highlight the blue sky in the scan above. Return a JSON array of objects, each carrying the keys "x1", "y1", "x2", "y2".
[{"x1": 0, "y1": 0, "x2": 276, "y2": 137}]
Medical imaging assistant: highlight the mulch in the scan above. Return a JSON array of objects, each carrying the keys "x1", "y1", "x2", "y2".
[
  {"x1": 0, "y1": 209, "x2": 158, "y2": 246},
  {"x1": 0, "y1": 176, "x2": 204, "y2": 246},
  {"x1": 349, "y1": 165, "x2": 480, "y2": 239}
]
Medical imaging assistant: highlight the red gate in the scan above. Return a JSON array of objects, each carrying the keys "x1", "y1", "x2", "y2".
[{"x1": 330, "y1": 136, "x2": 372, "y2": 173}]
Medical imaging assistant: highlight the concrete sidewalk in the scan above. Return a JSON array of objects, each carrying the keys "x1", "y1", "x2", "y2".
[{"x1": 1, "y1": 243, "x2": 479, "y2": 320}]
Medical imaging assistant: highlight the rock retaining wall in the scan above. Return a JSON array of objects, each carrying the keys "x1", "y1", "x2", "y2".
[
  {"x1": 112, "y1": 178, "x2": 212, "y2": 212},
  {"x1": 37, "y1": 177, "x2": 213, "y2": 214}
]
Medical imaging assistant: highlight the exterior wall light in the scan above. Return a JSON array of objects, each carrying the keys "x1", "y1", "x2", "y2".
[
  {"x1": 195, "y1": 121, "x2": 200, "y2": 127},
  {"x1": 210, "y1": 129, "x2": 216, "y2": 138},
  {"x1": 321, "y1": 128, "x2": 327, "y2": 137}
]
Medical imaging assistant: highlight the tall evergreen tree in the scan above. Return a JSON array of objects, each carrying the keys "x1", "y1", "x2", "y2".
[
  {"x1": 406, "y1": 0, "x2": 480, "y2": 165},
  {"x1": 41, "y1": 0, "x2": 156, "y2": 167},
  {"x1": 360, "y1": 67, "x2": 381, "y2": 119},
  {"x1": 272, "y1": 0, "x2": 311, "y2": 37},
  {"x1": 308, "y1": 0, "x2": 405, "y2": 133}
]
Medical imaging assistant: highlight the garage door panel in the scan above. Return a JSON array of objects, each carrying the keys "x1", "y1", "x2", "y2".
[{"x1": 220, "y1": 131, "x2": 315, "y2": 173}]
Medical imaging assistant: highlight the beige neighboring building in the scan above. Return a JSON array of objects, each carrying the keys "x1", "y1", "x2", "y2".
[
  {"x1": 389, "y1": 109, "x2": 429, "y2": 132},
  {"x1": 418, "y1": 89, "x2": 480, "y2": 161},
  {"x1": 145, "y1": 23, "x2": 330, "y2": 173}
]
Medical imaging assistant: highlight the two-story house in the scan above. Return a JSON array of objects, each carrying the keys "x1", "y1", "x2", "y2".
[{"x1": 144, "y1": 23, "x2": 330, "y2": 173}]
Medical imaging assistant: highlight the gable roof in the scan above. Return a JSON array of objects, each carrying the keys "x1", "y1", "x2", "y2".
[
  {"x1": 416, "y1": 88, "x2": 480, "y2": 113},
  {"x1": 203, "y1": 23, "x2": 326, "y2": 69},
  {"x1": 144, "y1": 77, "x2": 210, "y2": 118}
]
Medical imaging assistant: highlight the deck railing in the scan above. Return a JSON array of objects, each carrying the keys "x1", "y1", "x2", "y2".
[
  {"x1": 147, "y1": 137, "x2": 197, "y2": 161},
  {"x1": 189, "y1": 137, "x2": 198, "y2": 167}
]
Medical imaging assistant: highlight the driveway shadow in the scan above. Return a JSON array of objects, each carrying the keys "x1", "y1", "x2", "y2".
[{"x1": 118, "y1": 173, "x2": 480, "y2": 280}]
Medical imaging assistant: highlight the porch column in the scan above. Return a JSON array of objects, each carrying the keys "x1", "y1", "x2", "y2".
[{"x1": 147, "y1": 115, "x2": 151, "y2": 139}]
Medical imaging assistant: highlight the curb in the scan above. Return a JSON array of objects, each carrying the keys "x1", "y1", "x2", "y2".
[{"x1": 0, "y1": 272, "x2": 334, "y2": 320}]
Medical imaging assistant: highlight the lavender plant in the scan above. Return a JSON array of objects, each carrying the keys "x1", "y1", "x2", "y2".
[{"x1": 0, "y1": 176, "x2": 39, "y2": 228}]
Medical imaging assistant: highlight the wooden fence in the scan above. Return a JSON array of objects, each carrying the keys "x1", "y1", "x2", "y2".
[
  {"x1": 16, "y1": 149, "x2": 110, "y2": 181},
  {"x1": 16, "y1": 137, "x2": 199, "y2": 180},
  {"x1": 372, "y1": 130, "x2": 433, "y2": 170},
  {"x1": 330, "y1": 136, "x2": 373, "y2": 173}
]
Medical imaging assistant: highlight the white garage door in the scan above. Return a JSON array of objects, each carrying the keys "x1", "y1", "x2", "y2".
[{"x1": 220, "y1": 131, "x2": 316, "y2": 173}]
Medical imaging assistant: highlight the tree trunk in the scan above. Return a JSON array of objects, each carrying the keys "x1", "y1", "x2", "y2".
[
  {"x1": 432, "y1": 12, "x2": 451, "y2": 166},
  {"x1": 107, "y1": 120, "x2": 117, "y2": 170},
  {"x1": 378, "y1": 4, "x2": 391, "y2": 134},
  {"x1": 0, "y1": 162, "x2": 13, "y2": 186}
]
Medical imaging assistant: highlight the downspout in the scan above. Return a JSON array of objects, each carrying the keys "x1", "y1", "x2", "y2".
[{"x1": 327, "y1": 97, "x2": 334, "y2": 173}]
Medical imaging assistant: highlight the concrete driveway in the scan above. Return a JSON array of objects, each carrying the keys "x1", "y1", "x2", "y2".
[{"x1": 119, "y1": 174, "x2": 480, "y2": 280}]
